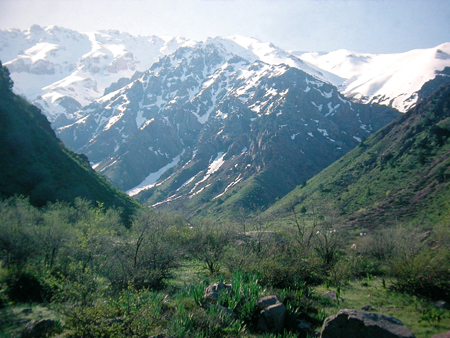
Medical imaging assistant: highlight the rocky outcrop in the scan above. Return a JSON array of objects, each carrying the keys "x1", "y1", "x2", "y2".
[{"x1": 320, "y1": 309, "x2": 415, "y2": 338}]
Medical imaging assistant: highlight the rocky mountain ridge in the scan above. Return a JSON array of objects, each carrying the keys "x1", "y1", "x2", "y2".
[
  {"x1": 3, "y1": 26, "x2": 447, "y2": 217},
  {"x1": 0, "y1": 25, "x2": 189, "y2": 126},
  {"x1": 297, "y1": 43, "x2": 450, "y2": 112},
  {"x1": 267, "y1": 71, "x2": 450, "y2": 228},
  {"x1": 53, "y1": 38, "x2": 399, "y2": 216}
]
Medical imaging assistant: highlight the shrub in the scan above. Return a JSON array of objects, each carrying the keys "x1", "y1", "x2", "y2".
[
  {"x1": 4, "y1": 270, "x2": 51, "y2": 303},
  {"x1": 389, "y1": 247, "x2": 450, "y2": 301}
]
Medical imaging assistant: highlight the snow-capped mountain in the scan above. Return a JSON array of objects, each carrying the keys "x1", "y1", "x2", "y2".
[
  {"x1": 296, "y1": 43, "x2": 450, "y2": 112},
  {"x1": 1, "y1": 26, "x2": 343, "y2": 128},
  {"x1": 56, "y1": 38, "x2": 399, "y2": 216},
  {"x1": 4, "y1": 25, "x2": 445, "y2": 216},
  {"x1": 0, "y1": 25, "x2": 189, "y2": 126}
]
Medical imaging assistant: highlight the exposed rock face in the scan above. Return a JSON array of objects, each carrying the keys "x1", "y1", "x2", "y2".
[
  {"x1": 0, "y1": 25, "x2": 188, "y2": 122},
  {"x1": 256, "y1": 296, "x2": 286, "y2": 333},
  {"x1": 56, "y1": 39, "x2": 399, "y2": 217},
  {"x1": 320, "y1": 309, "x2": 415, "y2": 338}
]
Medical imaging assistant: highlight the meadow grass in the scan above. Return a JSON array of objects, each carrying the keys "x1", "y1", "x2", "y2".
[{"x1": 313, "y1": 278, "x2": 450, "y2": 338}]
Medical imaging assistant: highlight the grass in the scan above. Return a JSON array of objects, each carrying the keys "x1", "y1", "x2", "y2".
[
  {"x1": 170, "y1": 259, "x2": 212, "y2": 288},
  {"x1": 0, "y1": 304, "x2": 62, "y2": 338},
  {"x1": 312, "y1": 278, "x2": 450, "y2": 338}
]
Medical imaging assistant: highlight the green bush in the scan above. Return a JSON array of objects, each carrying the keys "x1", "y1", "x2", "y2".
[
  {"x1": 389, "y1": 247, "x2": 450, "y2": 301},
  {"x1": 4, "y1": 270, "x2": 52, "y2": 303}
]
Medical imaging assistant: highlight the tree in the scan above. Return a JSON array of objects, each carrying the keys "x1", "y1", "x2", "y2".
[
  {"x1": 0, "y1": 197, "x2": 39, "y2": 269},
  {"x1": 31, "y1": 201, "x2": 75, "y2": 270},
  {"x1": 189, "y1": 220, "x2": 234, "y2": 275},
  {"x1": 106, "y1": 209, "x2": 178, "y2": 289},
  {"x1": 0, "y1": 60, "x2": 14, "y2": 94}
]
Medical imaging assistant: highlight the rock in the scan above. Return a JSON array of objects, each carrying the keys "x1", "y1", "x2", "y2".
[
  {"x1": 203, "y1": 282, "x2": 232, "y2": 304},
  {"x1": 361, "y1": 305, "x2": 373, "y2": 311},
  {"x1": 103, "y1": 318, "x2": 124, "y2": 325},
  {"x1": 322, "y1": 291, "x2": 342, "y2": 303},
  {"x1": 256, "y1": 296, "x2": 286, "y2": 333},
  {"x1": 21, "y1": 308, "x2": 33, "y2": 315},
  {"x1": 21, "y1": 319, "x2": 56, "y2": 338},
  {"x1": 209, "y1": 304, "x2": 237, "y2": 318},
  {"x1": 435, "y1": 300, "x2": 450, "y2": 310},
  {"x1": 256, "y1": 295, "x2": 281, "y2": 310},
  {"x1": 297, "y1": 319, "x2": 314, "y2": 335},
  {"x1": 320, "y1": 309, "x2": 415, "y2": 338},
  {"x1": 432, "y1": 331, "x2": 450, "y2": 338},
  {"x1": 257, "y1": 303, "x2": 287, "y2": 333}
]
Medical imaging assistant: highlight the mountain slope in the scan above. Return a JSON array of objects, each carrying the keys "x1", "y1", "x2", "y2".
[
  {"x1": 0, "y1": 25, "x2": 189, "y2": 126},
  {"x1": 266, "y1": 71, "x2": 450, "y2": 229},
  {"x1": 0, "y1": 62, "x2": 140, "y2": 218},
  {"x1": 53, "y1": 39, "x2": 399, "y2": 218},
  {"x1": 297, "y1": 43, "x2": 450, "y2": 112}
]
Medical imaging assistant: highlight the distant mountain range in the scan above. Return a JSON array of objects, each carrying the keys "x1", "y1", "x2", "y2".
[
  {"x1": 296, "y1": 43, "x2": 450, "y2": 112},
  {"x1": 1, "y1": 25, "x2": 449, "y2": 217}
]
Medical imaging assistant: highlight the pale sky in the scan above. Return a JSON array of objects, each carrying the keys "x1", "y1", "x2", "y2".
[{"x1": 0, "y1": 0, "x2": 449, "y2": 53}]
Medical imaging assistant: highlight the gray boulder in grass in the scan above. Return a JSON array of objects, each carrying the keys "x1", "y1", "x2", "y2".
[
  {"x1": 203, "y1": 282, "x2": 232, "y2": 304},
  {"x1": 256, "y1": 295, "x2": 286, "y2": 333},
  {"x1": 320, "y1": 309, "x2": 415, "y2": 338}
]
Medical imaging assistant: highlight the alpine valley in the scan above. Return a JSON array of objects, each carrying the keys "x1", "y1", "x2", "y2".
[
  {"x1": 2, "y1": 25, "x2": 450, "y2": 219},
  {"x1": 2, "y1": 23, "x2": 450, "y2": 338}
]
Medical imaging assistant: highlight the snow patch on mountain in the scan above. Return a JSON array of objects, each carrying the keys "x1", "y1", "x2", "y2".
[
  {"x1": 127, "y1": 151, "x2": 184, "y2": 196},
  {"x1": 0, "y1": 26, "x2": 189, "y2": 122},
  {"x1": 297, "y1": 43, "x2": 450, "y2": 112}
]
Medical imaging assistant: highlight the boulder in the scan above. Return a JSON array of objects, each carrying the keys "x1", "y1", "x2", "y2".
[
  {"x1": 322, "y1": 291, "x2": 342, "y2": 303},
  {"x1": 103, "y1": 318, "x2": 124, "y2": 325},
  {"x1": 256, "y1": 295, "x2": 286, "y2": 333},
  {"x1": 297, "y1": 319, "x2": 314, "y2": 335},
  {"x1": 209, "y1": 304, "x2": 237, "y2": 318},
  {"x1": 432, "y1": 331, "x2": 450, "y2": 338},
  {"x1": 435, "y1": 300, "x2": 450, "y2": 310},
  {"x1": 21, "y1": 319, "x2": 56, "y2": 338},
  {"x1": 361, "y1": 305, "x2": 373, "y2": 311},
  {"x1": 256, "y1": 295, "x2": 281, "y2": 310},
  {"x1": 320, "y1": 309, "x2": 415, "y2": 338},
  {"x1": 203, "y1": 282, "x2": 232, "y2": 304},
  {"x1": 21, "y1": 308, "x2": 33, "y2": 315}
]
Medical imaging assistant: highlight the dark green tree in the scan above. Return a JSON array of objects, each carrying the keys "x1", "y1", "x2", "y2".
[{"x1": 0, "y1": 61, "x2": 14, "y2": 93}]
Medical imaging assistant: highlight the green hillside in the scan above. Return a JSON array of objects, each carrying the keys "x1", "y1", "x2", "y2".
[
  {"x1": 0, "y1": 61, "x2": 140, "y2": 219},
  {"x1": 267, "y1": 78, "x2": 450, "y2": 230}
]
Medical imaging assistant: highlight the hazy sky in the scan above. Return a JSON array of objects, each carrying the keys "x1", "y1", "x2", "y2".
[{"x1": 1, "y1": 0, "x2": 449, "y2": 53}]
